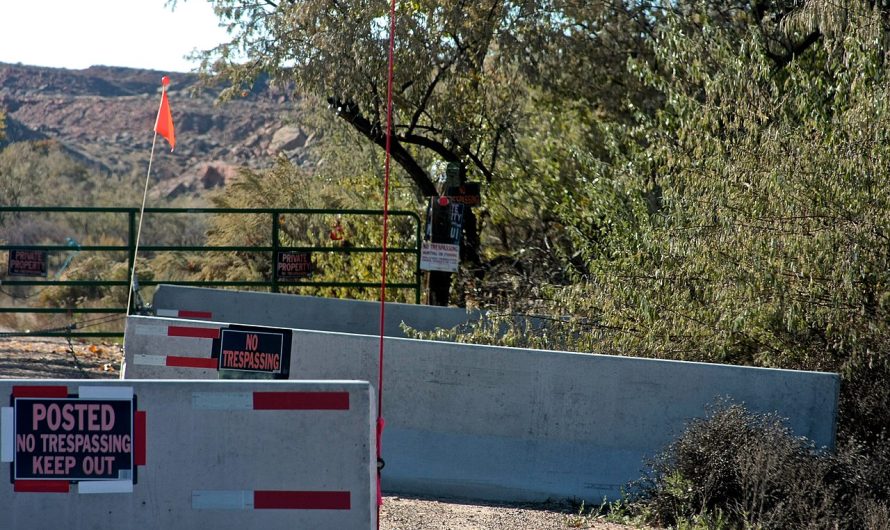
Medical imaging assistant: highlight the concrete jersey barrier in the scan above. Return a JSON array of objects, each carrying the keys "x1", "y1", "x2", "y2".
[
  {"x1": 0, "y1": 379, "x2": 375, "y2": 530},
  {"x1": 151, "y1": 284, "x2": 479, "y2": 338},
  {"x1": 123, "y1": 315, "x2": 840, "y2": 503}
]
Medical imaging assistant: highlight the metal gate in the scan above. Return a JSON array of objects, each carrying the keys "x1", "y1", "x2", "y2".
[{"x1": 0, "y1": 206, "x2": 421, "y2": 337}]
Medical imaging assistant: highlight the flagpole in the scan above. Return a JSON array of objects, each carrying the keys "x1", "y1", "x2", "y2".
[
  {"x1": 127, "y1": 131, "x2": 159, "y2": 316},
  {"x1": 127, "y1": 77, "x2": 170, "y2": 316}
]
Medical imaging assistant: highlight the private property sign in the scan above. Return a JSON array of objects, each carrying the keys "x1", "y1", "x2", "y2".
[
  {"x1": 2, "y1": 385, "x2": 143, "y2": 493},
  {"x1": 276, "y1": 251, "x2": 312, "y2": 280},
  {"x1": 6, "y1": 250, "x2": 48, "y2": 277}
]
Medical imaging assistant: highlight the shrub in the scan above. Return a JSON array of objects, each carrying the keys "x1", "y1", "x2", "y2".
[{"x1": 633, "y1": 403, "x2": 887, "y2": 529}]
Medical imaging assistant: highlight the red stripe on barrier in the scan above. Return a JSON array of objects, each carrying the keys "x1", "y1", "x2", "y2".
[
  {"x1": 165, "y1": 356, "x2": 218, "y2": 369},
  {"x1": 254, "y1": 490, "x2": 351, "y2": 510},
  {"x1": 134, "y1": 410, "x2": 146, "y2": 466},
  {"x1": 12, "y1": 386, "x2": 68, "y2": 398},
  {"x1": 167, "y1": 326, "x2": 220, "y2": 339},
  {"x1": 15, "y1": 480, "x2": 70, "y2": 493},
  {"x1": 253, "y1": 391, "x2": 350, "y2": 411},
  {"x1": 178, "y1": 310, "x2": 212, "y2": 319}
]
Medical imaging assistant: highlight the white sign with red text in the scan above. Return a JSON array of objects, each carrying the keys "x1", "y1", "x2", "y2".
[{"x1": 420, "y1": 242, "x2": 459, "y2": 273}]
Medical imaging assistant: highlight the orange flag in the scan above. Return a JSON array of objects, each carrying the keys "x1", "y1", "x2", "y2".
[{"x1": 154, "y1": 76, "x2": 175, "y2": 151}]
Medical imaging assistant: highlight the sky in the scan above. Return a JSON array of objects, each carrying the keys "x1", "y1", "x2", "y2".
[{"x1": 0, "y1": 0, "x2": 230, "y2": 73}]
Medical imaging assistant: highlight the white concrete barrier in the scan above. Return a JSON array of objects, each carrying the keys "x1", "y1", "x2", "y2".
[
  {"x1": 123, "y1": 315, "x2": 840, "y2": 503},
  {"x1": 151, "y1": 284, "x2": 479, "y2": 338},
  {"x1": 0, "y1": 379, "x2": 375, "y2": 530}
]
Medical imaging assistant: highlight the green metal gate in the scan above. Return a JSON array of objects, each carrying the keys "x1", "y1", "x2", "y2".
[{"x1": 0, "y1": 206, "x2": 421, "y2": 338}]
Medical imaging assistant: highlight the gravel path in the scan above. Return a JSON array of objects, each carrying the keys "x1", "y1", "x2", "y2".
[
  {"x1": 0, "y1": 333, "x2": 645, "y2": 530},
  {"x1": 0, "y1": 333, "x2": 122, "y2": 379},
  {"x1": 380, "y1": 495, "x2": 636, "y2": 529}
]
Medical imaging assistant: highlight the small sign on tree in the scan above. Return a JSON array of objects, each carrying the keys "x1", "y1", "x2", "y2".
[
  {"x1": 421, "y1": 197, "x2": 463, "y2": 272},
  {"x1": 445, "y1": 182, "x2": 481, "y2": 207}
]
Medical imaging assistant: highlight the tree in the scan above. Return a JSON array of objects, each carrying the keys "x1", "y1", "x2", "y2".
[
  {"x1": 189, "y1": 0, "x2": 669, "y2": 304},
  {"x1": 192, "y1": 0, "x2": 882, "y2": 306},
  {"x1": 586, "y1": 4, "x2": 890, "y2": 367},
  {"x1": 194, "y1": 0, "x2": 511, "y2": 303},
  {"x1": 493, "y1": 4, "x2": 890, "y2": 457},
  {"x1": 415, "y1": 0, "x2": 890, "y2": 430}
]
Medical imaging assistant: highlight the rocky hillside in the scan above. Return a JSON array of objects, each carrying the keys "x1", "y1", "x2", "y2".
[{"x1": 0, "y1": 62, "x2": 316, "y2": 199}]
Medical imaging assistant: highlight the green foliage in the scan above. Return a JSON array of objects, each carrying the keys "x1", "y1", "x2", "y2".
[
  {"x1": 574, "y1": 8, "x2": 890, "y2": 374},
  {"x1": 198, "y1": 0, "x2": 531, "y2": 194},
  {"x1": 193, "y1": 0, "x2": 677, "y2": 304},
  {"x1": 409, "y1": 7, "x2": 890, "y2": 524},
  {"x1": 175, "y1": 154, "x2": 423, "y2": 303},
  {"x1": 434, "y1": 5, "x2": 890, "y2": 371},
  {"x1": 0, "y1": 137, "x2": 186, "y2": 211},
  {"x1": 0, "y1": 141, "x2": 142, "y2": 249}
]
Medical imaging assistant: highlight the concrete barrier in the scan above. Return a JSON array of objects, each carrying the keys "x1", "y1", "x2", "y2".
[
  {"x1": 123, "y1": 315, "x2": 840, "y2": 503},
  {"x1": 0, "y1": 379, "x2": 375, "y2": 529},
  {"x1": 151, "y1": 284, "x2": 478, "y2": 338}
]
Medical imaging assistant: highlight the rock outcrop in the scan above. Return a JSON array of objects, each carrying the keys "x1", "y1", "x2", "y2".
[{"x1": 0, "y1": 62, "x2": 315, "y2": 199}]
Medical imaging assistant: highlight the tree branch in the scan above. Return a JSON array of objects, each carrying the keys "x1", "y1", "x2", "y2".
[
  {"x1": 329, "y1": 98, "x2": 438, "y2": 196},
  {"x1": 455, "y1": 138, "x2": 495, "y2": 183},
  {"x1": 402, "y1": 133, "x2": 459, "y2": 163},
  {"x1": 765, "y1": 31, "x2": 822, "y2": 69},
  {"x1": 408, "y1": 53, "x2": 460, "y2": 135}
]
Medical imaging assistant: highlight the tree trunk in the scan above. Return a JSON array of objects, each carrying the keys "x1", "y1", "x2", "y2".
[
  {"x1": 329, "y1": 101, "x2": 494, "y2": 307},
  {"x1": 428, "y1": 271, "x2": 452, "y2": 306}
]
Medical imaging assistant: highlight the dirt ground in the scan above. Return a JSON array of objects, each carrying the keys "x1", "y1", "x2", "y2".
[{"x1": 0, "y1": 333, "x2": 642, "y2": 530}]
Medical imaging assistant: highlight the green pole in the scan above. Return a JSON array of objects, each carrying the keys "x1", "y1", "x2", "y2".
[
  {"x1": 127, "y1": 209, "x2": 137, "y2": 312},
  {"x1": 415, "y1": 213, "x2": 422, "y2": 304},
  {"x1": 271, "y1": 211, "x2": 280, "y2": 293}
]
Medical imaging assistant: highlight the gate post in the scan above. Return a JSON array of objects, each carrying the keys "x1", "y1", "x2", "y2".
[
  {"x1": 128, "y1": 209, "x2": 137, "y2": 312},
  {"x1": 414, "y1": 213, "x2": 422, "y2": 304},
  {"x1": 271, "y1": 211, "x2": 280, "y2": 293}
]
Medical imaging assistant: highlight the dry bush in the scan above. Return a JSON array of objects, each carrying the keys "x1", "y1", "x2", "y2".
[{"x1": 633, "y1": 403, "x2": 889, "y2": 530}]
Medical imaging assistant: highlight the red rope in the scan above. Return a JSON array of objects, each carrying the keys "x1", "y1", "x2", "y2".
[{"x1": 377, "y1": 0, "x2": 398, "y2": 523}]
